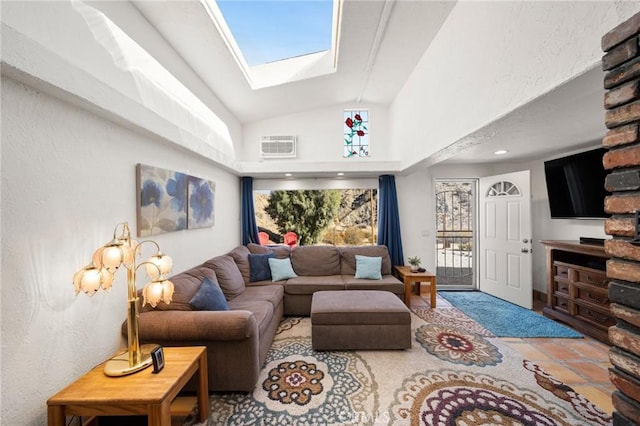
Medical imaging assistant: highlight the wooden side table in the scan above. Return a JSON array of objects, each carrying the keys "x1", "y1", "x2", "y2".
[
  {"x1": 394, "y1": 265, "x2": 437, "y2": 308},
  {"x1": 47, "y1": 346, "x2": 209, "y2": 426}
]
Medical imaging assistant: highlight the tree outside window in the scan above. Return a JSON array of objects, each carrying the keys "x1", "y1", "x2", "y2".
[{"x1": 254, "y1": 189, "x2": 377, "y2": 246}]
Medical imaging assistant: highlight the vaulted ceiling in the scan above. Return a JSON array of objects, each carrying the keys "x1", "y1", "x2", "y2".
[
  {"x1": 133, "y1": 0, "x2": 455, "y2": 123},
  {"x1": 130, "y1": 0, "x2": 607, "y2": 166}
]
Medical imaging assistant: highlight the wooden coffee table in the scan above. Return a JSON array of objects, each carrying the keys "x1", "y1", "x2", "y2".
[
  {"x1": 394, "y1": 265, "x2": 437, "y2": 308},
  {"x1": 47, "y1": 346, "x2": 209, "y2": 426}
]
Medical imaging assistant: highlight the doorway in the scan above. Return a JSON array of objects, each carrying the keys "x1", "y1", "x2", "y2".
[
  {"x1": 435, "y1": 180, "x2": 476, "y2": 290},
  {"x1": 478, "y1": 170, "x2": 532, "y2": 308}
]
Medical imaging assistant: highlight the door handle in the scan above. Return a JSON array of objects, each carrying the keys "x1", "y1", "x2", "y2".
[
  {"x1": 522, "y1": 238, "x2": 529, "y2": 243},
  {"x1": 521, "y1": 248, "x2": 529, "y2": 253}
]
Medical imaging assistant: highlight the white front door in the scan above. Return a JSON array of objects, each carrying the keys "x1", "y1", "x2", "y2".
[{"x1": 479, "y1": 170, "x2": 532, "y2": 309}]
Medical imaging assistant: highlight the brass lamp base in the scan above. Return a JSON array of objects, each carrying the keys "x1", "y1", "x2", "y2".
[{"x1": 103, "y1": 344, "x2": 156, "y2": 377}]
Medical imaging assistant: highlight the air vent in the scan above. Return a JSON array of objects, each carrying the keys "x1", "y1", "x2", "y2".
[{"x1": 260, "y1": 136, "x2": 297, "y2": 158}]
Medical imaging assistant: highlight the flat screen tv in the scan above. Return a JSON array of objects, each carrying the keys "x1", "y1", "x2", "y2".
[{"x1": 543, "y1": 147, "x2": 610, "y2": 219}]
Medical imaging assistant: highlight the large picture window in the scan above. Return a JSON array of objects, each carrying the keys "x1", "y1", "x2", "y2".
[
  {"x1": 254, "y1": 188, "x2": 377, "y2": 246},
  {"x1": 343, "y1": 110, "x2": 369, "y2": 157}
]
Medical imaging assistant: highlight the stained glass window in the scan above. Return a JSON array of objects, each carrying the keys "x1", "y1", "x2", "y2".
[{"x1": 344, "y1": 110, "x2": 369, "y2": 158}]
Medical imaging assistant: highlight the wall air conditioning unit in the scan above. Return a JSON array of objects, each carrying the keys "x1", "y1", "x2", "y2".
[{"x1": 260, "y1": 135, "x2": 297, "y2": 158}]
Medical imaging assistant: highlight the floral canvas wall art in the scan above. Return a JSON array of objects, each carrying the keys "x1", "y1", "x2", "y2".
[
  {"x1": 136, "y1": 164, "x2": 187, "y2": 237},
  {"x1": 188, "y1": 175, "x2": 215, "y2": 229}
]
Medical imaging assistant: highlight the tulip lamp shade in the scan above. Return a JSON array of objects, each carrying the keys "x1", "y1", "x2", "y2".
[{"x1": 73, "y1": 222, "x2": 174, "y2": 376}]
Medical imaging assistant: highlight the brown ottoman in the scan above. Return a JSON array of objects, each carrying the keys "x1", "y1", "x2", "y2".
[{"x1": 311, "y1": 290, "x2": 411, "y2": 350}]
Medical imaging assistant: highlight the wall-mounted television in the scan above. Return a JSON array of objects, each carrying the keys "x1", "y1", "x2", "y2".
[{"x1": 543, "y1": 147, "x2": 610, "y2": 219}]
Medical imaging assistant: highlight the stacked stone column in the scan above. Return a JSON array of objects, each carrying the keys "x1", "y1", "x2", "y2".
[{"x1": 602, "y1": 12, "x2": 640, "y2": 426}]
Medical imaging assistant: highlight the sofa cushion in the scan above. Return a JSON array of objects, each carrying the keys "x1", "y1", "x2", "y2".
[
  {"x1": 227, "y1": 245, "x2": 252, "y2": 284},
  {"x1": 269, "y1": 257, "x2": 298, "y2": 281},
  {"x1": 249, "y1": 252, "x2": 275, "y2": 282},
  {"x1": 340, "y1": 245, "x2": 392, "y2": 275},
  {"x1": 248, "y1": 243, "x2": 291, "y2": 259},
  {"x1": 204, "y1": 255, "x2": 245, "y2": 300},
  {"x1": 189, "y1": 277, "x2": 229, "y2": 311},
  {"x1": 143, "y1": 264, "x2": 217, "y2": 312},
  {"x1": 291, "y1": 245, "x2": 341, "y2": 276},
  {"x1": 354, "y1": 255, "x2": 382, "y2": 280},
  {"x1": 343, "y1": 275, "x2": 404, "y2": 294},
  {"x1": 284, "y1": 275, "x2": 345, "y2": 294},
  {"x1": 246, "y1": 279, "x2": 287, "y2": 286},
  {"x1": 231, "y1": 285, "x2": 284, "y2": 311},
  {"x1": 226, "y1": 299, "x2": 274, "y2": 337}
]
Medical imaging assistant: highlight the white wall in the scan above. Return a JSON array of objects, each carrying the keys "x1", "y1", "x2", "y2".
[
  {"x1": 489, "y1": 152, "x2": 607, "y2": 294},
  {"x1": 395, "y1": 169, "x2": 433, "y2": 269},
  {"x1": 397, "y1": 164, "x2": 493, "y2": 273},
  {"x1": 1, "y1": 1, "x2": 632, "y2": 423},
  {"x1": 242, "y1": 103, "x2": 397, "y2": 174},
  {"x1": 396, "y1": 156, "x2": 607, "y2": 295},
  {"x1": 2, "y1": 0, "x2": 242, "y2": 170},
  {"x1": 0, "y1": 77, "x2": 241, "y2": 425},
  {"x1": 389, "y1": 0, "x2": 635, "y2": 296},
  {"x1": 390, "y1": 1, "x2": 640, "y2": 168},
  {"x1": 254, "y1": 178, "x2": 377, "y2": 191}
]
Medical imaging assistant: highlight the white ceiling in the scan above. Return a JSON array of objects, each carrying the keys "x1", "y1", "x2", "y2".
[
  {"x1": 133, "y1": 0, "x2": 455, "y2": 123},
  {"x1": 131, "y1": 0, "x2": 606, "y2": 167},
  {"x1": 433, "y1": 66, "x2": 606, "y2": 165}
]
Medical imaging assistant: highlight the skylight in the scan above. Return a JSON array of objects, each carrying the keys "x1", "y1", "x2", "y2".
[
  {"x1": 205, "y1": 0, "x2": 340, "y2": 89},
  {"x1": 215, "y1": 0, "x2": 334, "y2": 66}
]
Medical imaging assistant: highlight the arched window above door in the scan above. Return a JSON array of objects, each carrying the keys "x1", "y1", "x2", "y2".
[{"x1": 486, "y1": 181, "x2": 521, "y2": 197}]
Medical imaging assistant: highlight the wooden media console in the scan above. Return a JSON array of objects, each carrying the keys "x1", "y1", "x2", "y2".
[{"x1": 540, "y1": 240, "x2": 613, "y2": 344}]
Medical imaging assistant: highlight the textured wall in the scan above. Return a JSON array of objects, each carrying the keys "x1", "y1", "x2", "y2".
[
  {"x1": 390, "y1": 1, "x2": 640, "y2": 169},
  {"x1": 242, "y1": 102, "x2": 395, "y2": 173},
  {"x1": 399, "y1": 159, "x2": 607, "y2": 294},
  {"x1": 2, "y1": 1, "x2": 242, "y2": 169},
  {"x1": 0, "y1": 76, "x2": 241, "y2": 425}
]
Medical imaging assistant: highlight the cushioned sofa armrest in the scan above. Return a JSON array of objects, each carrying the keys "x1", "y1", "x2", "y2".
[{"x1": 125, "y1": 310, "x2": 258, "y2": 341}]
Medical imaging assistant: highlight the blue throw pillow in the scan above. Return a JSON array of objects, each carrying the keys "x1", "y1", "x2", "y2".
[
  {"x1": 249, "y1": 252, "x2": 275, "y2": 282},
  {"x1": 189, "y1": 277, "x2": 229, "y2": 311},
  {"x1": 354, "y1": 255, "x2": 382, "y2": 280},
  {"x1": 268, "y1": 257, "x2": 298, "y2": 281}
]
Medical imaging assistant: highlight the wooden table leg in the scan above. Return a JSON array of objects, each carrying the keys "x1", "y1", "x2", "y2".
[
  {"x1": 403, "y1": 277, "x2": 411, "y2": 307},
  {"x1": 148, "y1": 402, "x2": 172, "y2": 426},
  {"x1": 47, "y1": 405, "x2": 65, "y2": 426},
  {"x1": 197, "y1": 350, "x2": 210, "y2": 421},
  {"x1": 430, "y1": 277, "x2": 437, "y2": 308}
]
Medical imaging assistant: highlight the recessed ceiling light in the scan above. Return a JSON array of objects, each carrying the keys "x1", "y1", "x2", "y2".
[
  {"x1": 337, "y1": 172, "x2": 344, "y2": 176},
  {"x1": 285, "y1": 173, "x2": 292, "y2": 177},
  {"x1": 494, "y1": 150, "x2": 509, "y2": 155}
]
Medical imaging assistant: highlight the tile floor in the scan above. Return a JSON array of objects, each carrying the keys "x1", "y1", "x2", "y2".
[{"x1": 411, "y1": 291, "x2": 615, "y2": 415}]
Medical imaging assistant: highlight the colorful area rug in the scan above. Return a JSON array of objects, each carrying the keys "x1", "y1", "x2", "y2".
[
  {"x1": 185, "y1": 309, "x2": 608, "y2": 425},
  {"x1": 438, "y1": 290, "x2": 583, "y2": 338}
]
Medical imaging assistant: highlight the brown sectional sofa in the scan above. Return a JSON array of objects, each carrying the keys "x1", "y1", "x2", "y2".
[
  {"x1": 284, "y1": 245, "x2": 404, "y2": 315},
  {"x1": 130, "y1": 244, "x2": 404, "y2": 392}
]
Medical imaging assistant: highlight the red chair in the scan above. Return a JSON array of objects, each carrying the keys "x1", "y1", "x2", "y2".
[
  {"x1": 284, "y1": 232, "x2": 298, "y2": 248},
  {"x1": 258, "y1": 231, "x2": 270, "y2": 246}
]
